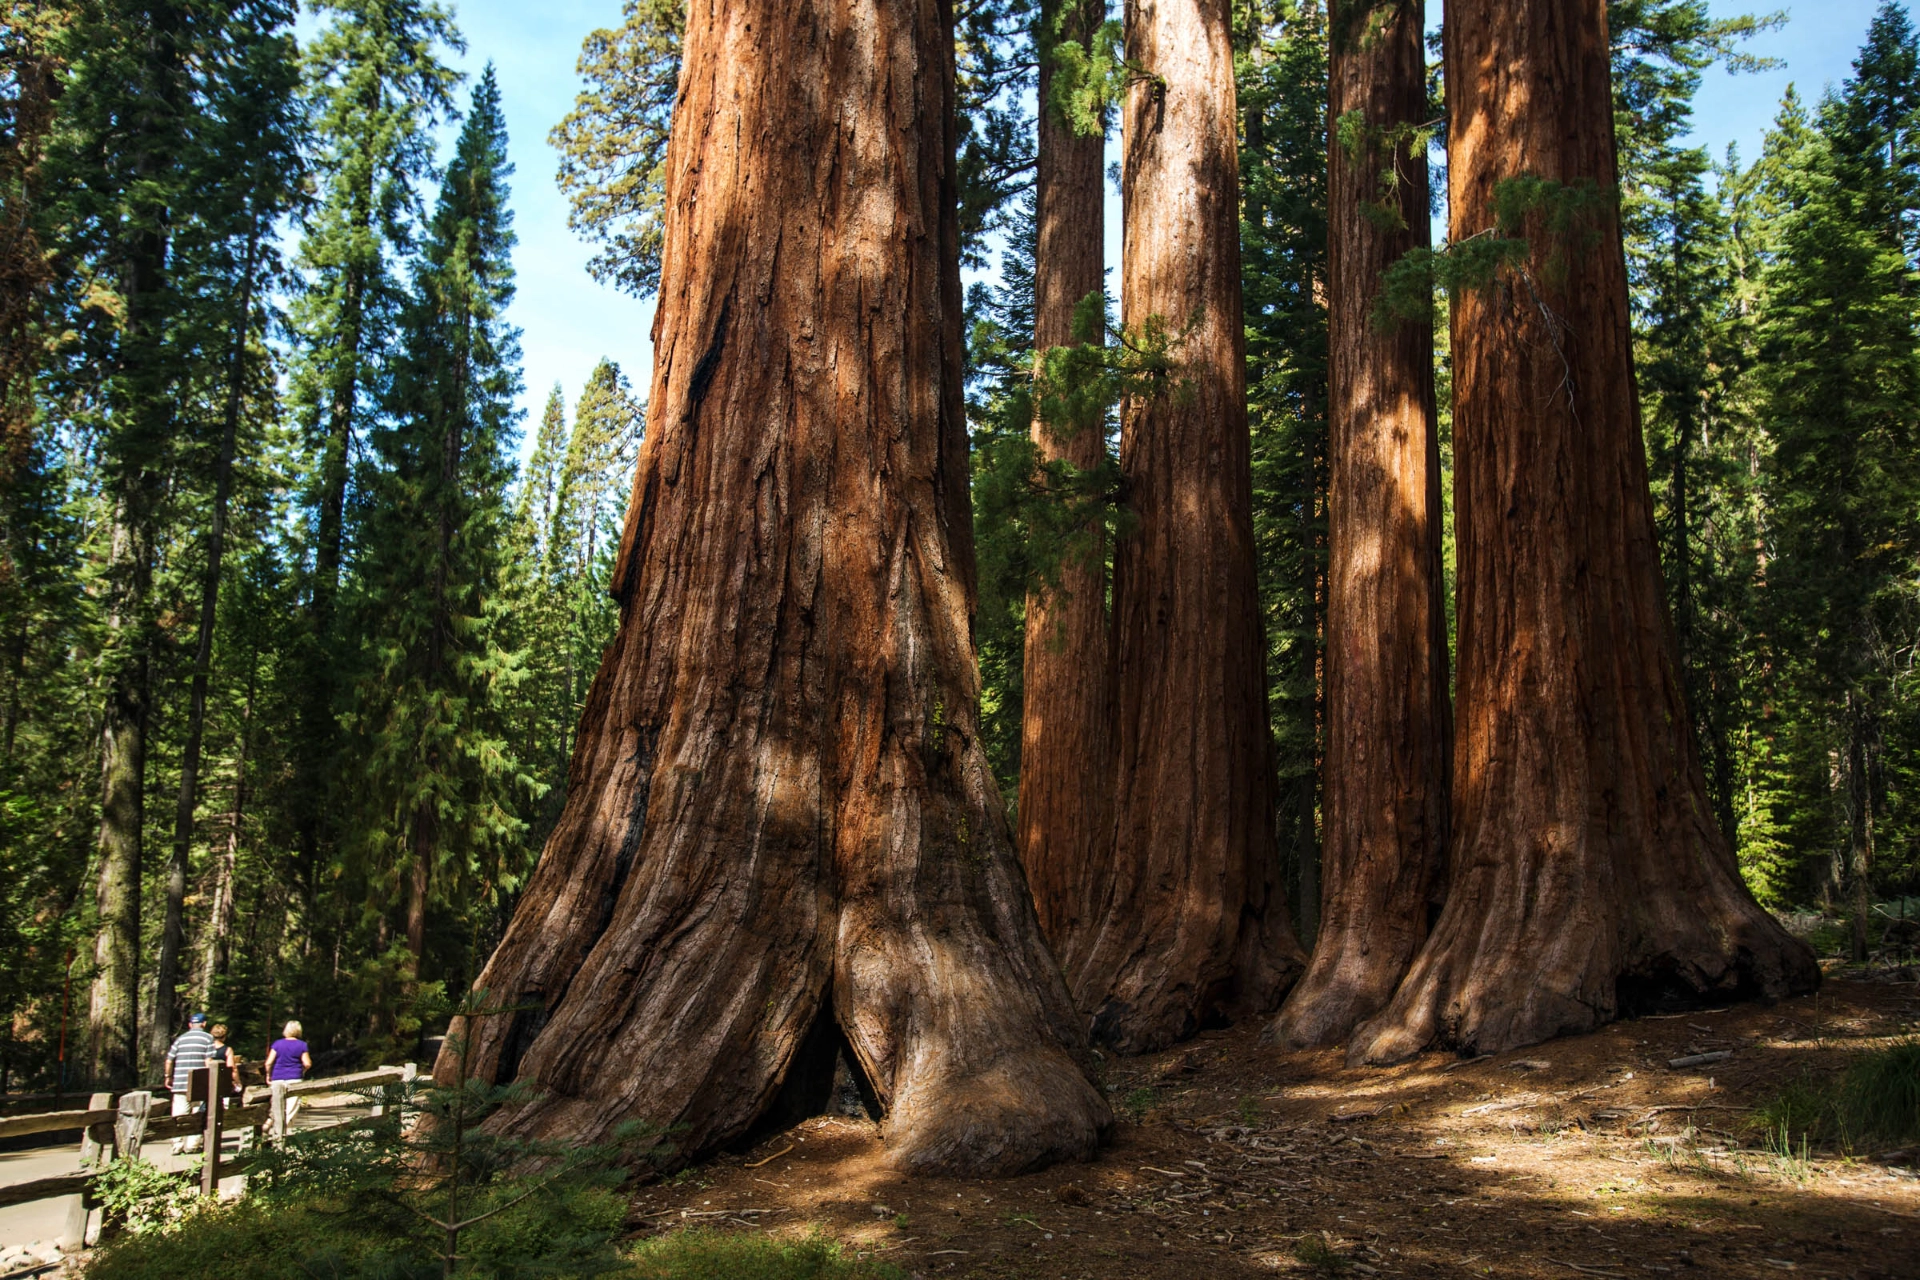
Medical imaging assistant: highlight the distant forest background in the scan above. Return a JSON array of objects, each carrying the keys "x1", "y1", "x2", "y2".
[{"x1": 0, "y1": 0, "x2": 1915, "y2": 1090}]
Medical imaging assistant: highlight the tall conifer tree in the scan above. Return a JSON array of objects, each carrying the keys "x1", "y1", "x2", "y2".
[
  {"x1": 350, "y1": 66, "x2": 526, "y2": 970},
  {"x1": 289, "y1": 0, "x2": 460, "y2": 909},
  {"x1": 1756, "y1": 3, "x2": 1920, "y2": 961}
]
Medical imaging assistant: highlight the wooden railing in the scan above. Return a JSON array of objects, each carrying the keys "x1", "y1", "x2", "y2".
[{"x1": 0, "y1": 1062, "x2": 418, "y2": 1247}]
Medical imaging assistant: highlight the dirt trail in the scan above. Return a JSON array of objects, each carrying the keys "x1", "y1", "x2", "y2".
[{"x1": 626, "y1": 976, "x2": 1919, "y2": 1278}]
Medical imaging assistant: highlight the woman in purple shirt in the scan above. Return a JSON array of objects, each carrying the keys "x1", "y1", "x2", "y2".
[{"x1": 265, "y1": 1020, "x2": 312, "y2": 1081}]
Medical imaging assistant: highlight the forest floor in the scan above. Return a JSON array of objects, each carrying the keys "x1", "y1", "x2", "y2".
[{"x1": 624, "y1": 972, "x2": 1920, "y2": 1280}]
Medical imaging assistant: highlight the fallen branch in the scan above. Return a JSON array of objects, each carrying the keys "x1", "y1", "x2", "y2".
[
  {"x1": 1667, "y1": 1051, "x2": 1732, "y2": 1069},
  {"x1": 1630, "y1": 1104, "x2": 1750, "y2": 1124},
  {"x1": 744, "y1": 1143, "x2": 794, "y2": 1168},
  {"x1": 1550, "y1": 1261, "x2": 1628, "y2": 1278}
]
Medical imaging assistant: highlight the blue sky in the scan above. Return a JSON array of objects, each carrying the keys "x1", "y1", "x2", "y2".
[{"x1": 424, "y1": 0, "x2": 1900, "y2": 449}]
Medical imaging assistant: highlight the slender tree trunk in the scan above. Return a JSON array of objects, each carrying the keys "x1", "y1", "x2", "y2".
[
  {"x1": 90, "y1": 4, "x2": 184, "y2": 1085},
  {"x1": 438, "y1": 0, "x2": 1108, "y2": 1176},
  {"x1": 1846, "y1": 691, "x2": 1874, "y2": 964},
  {"x1": 152, "y1": 222, "x2": 261, "y2": 1065},
  {"x1": 297, "y1": 214, "x2": 368, "y2": 923},
  {"x1": 1069, "y1": 0, "x2": 1304, "y2": 1053},
  {"x1": 1352, "y1": 0, "x2": 1817, "y2": 1064},
  {"x1": 198, "y1": 666, "x2": 253, "y2": 998},
  {"x1": 1271, "y1": 0, "x2": 1450, "y2": 1051},
  {"x1": 1017, "y1": 0, "x2": 1113, "y2": 966},
  {"x1": 90, "y1": 505, "x2": 149, "y2": 1086},
  {"x1": 409, "y1": 309, "x2": 467, "y2": 967}
]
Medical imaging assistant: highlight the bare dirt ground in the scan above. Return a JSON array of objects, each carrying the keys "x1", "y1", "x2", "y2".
[{"x1": 625, "y1": 974, "x2": 1920, "y2": 1279}]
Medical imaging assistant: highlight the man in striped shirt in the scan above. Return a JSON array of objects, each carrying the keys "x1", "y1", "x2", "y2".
[{"x1": 164, "y1": 1012, "x2": 216, "y2": 1153}]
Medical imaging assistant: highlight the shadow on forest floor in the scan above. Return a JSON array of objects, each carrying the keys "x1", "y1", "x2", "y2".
[{"x1": 624, "y1": 973, "x2": 1920, "y2": 1279}]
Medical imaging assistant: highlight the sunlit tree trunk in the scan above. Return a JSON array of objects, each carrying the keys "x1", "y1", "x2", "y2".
[
  {"x1": 1353, "y1": 0, "x2": 1818, "y2": 1063},
  {"x1": 1072, "y1": 0, "x2": 1305, "y2": 1053},
  {"x1": 439, "y1": 0, "x2": 1108, "y2": 1176},
  {"x1": 1271, "y1": 0, "x2": 1450, "y2": 1051},
  {"x1": 1018, "y1": 0, "x2": 1113, "y2": 966}
]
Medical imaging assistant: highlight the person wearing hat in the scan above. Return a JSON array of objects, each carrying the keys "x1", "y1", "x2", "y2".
[{"x1": 164, "y1": 1013, "x2": 218, "y2": 1154}]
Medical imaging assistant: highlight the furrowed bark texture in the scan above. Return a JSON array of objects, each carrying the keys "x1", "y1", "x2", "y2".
[
  {"x1": 1017, "y1": 0, "x2": 1113, "y2": 966},
  {"x1": 1074, "y1": 0, "x2": 1304, "y2": 1054},
  {"x1": 439, "y1": 0, "x2": 1109, "y2": 1176},
  {"x1": 1272, "y1": 0, "x2": 1450, "y2": 1052},
  {"x1": 1352, "y1": 0, "x2": 1818, "y2": 1064}
]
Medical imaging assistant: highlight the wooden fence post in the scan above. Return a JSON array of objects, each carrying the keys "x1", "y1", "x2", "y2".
[
  {"x1": 200, "y1": 1065, "x2": 222, "y2": 1197},
  {"x1": 61, "y1": 1090, "x2": 114, "y2": 1251},
  {"x1": 76, "y1": 1090, "x2": 114, "y2": 1165},
  {"x1": 114, "y1": 1089, "x2": 150, "y2": 1159}
]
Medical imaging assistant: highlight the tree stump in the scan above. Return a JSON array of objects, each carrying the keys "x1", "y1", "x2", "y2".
[{"x1": 438, "y1": 0, "x2": 1108, "y2": 1177}]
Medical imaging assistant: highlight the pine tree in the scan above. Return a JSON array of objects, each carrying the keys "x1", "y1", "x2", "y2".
[
  {"x1": 41, "y1": 0, "x2": 211, "y2": 1084},
  {"x1": 148, "y1": 0, "x2": 304, "y2": 1067},
  {"x1": 289, "y1": 0, "x2": 461, "y2": 915},
  {"x1": 348, "y1": 66, "x2": 527, "y2": 980},
  {"x1": 1610, "y1": 0, "x2": 1781, "y2": 847},
  {"x1": 549, "y1": 0, "x2": 683, "y2": 299},
  {"x1": 1755, "y1": 2, "x2": 1920, "y2": 960}
]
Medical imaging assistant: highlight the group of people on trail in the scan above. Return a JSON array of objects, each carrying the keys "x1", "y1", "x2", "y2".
[{"x1": 162, "y1": 1014, "x2": 312, "y2": 1153}]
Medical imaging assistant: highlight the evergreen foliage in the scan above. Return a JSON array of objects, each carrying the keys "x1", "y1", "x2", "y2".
[
  {"x1": 345, "y1": 66, "x2": 530, "y2": 1028},
  {"x1": 550, "y1": 0, "x2": 683, "y2": 300},
  {"x1": 1238, "y1": 0, "x2": 1330, "y2": 938}
]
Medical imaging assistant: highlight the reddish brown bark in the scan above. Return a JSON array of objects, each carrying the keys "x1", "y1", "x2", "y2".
[
  {"x1": 438, "y1": 0, "x2": 1108, "y2": 1175},
  {"x1": 1270, "y1": 0, "x2": 1450, "y2": 1051},
  {"x1": 1068, "y1": 0, "x2": 1304, "y2": 1054},
  {"x1": 1352, "y1": 0, "x2": 1817, "y2": 1064},
  {"x1": 1017, "y1": 0, "x2": 1113, "y2": 964}
]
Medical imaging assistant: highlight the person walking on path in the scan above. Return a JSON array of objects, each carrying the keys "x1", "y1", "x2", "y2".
[
  {"x1": 265, "y1": 1021, "x2": 312, "y2": 1127},
  {"x1": 163, "y1": 1012, "x2": 216, "y2": 1153},
  {"x1": 209, "y1": 1023, "x2": 241, "y2": 1098}
]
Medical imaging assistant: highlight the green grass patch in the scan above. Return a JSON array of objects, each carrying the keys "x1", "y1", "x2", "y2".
[
  {"x1": 1750, "y1": 1038, "x2": 1920, "y2": 1152},
  {"x1": 628, "y1": 1229, "x2": 906, "y2": 1280}
]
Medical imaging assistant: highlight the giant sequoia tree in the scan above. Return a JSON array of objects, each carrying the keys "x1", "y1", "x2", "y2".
[
  {"x1": 1352, "y1": 0, "x2": 1818, "y2": 1064},
  {"x1": 1271, "y1": 0, "x2": 1448, "y2": 1050},
  {"x1": 439, "y1": 0, "x2": 1108, "y2": 1175},
  {"x1": 1067, "y1": 0, "x2": 1304, "y2": 1053},
  {"x1": 1016, "y1": 0, "x2": 1113, "y2": 961}
]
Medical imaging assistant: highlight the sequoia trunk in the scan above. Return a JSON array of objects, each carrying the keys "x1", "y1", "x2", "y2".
[
  {"x1": 1073, "y1": 0, "x2": 1305, "y2": 1053},
  {"x1": 438, "y1": 0, "x2": 1108, "y2": 1176},
  {"x1": 1352, "y1": 0, "x2": 1817, "y2": 1063},
  {"x1": 1017, "y1": 0, "x2": 1113, "y2": 962},
  {"x1": 1271, "y1": 0, "x2": 1450, "y2": 1051}
]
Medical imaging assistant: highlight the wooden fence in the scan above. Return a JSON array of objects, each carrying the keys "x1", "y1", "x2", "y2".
[{"x1": 0, "y1": 1063, "x2": 417, "y2": 1249}]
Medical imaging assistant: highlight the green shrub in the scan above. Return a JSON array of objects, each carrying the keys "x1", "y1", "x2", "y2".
[
  {"x1": 85, "y1": 1182, "x2": 632, "y2": 1280},
  {"x1": 628, "y1": 1229, "x2": 905, "y2": 1280},
  {"x1": 89, "y1": 1156, "x2": 207, "y2": 1237}
]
